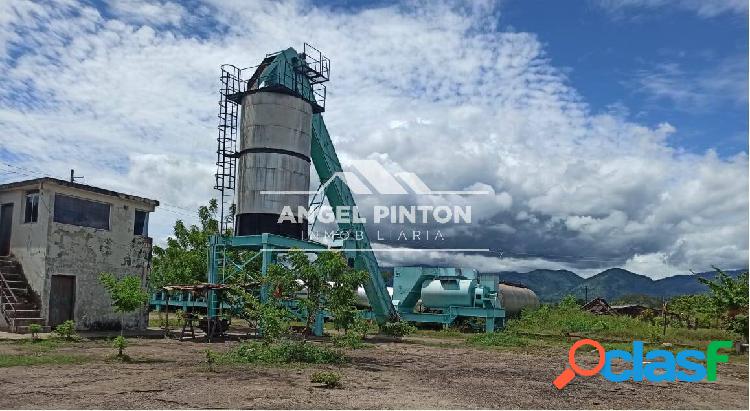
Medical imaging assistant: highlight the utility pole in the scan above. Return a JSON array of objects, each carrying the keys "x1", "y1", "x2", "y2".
[{"x1": 584, "y1": 285, "x2": 588, "y2": 303}]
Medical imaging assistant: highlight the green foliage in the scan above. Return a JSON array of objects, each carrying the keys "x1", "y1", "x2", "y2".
[
  {"x1": 612, "y1": 294, "x2": 662, "y2": 308},
  {"x1": 205, "y1": 349, "x2": 218, "y2": 372},
  {"x1": 28, "y1": 323, "x2": 42, "y2": 340},
  {"x1": 668, "y1": 294, "x2": 716, "y2": 329},
  {"x1": 151, "y1": 199, "x2": 227, "y2": 288},
  {"x1": 283, "y1": 250, "x2": 368, "y2": 337},
  {"x1": 112, "y1": 336, "x2": 128, "y2": 358},
  {"x1": 310, "y1": 371, "x2": 342, "y2": 388},
  {"x1": 220, "y1": 340, "x2": 346, "y2": 365},
  {"x1": 501, "y1": 303, "x2": 737, "y2": 347},
  {"x1": 558, "y1": 294, "x2": 580, "y2": 308},
  {"x1": 99, "y1": 274, "x2": 149, "y2": 314},
  {"x1": 0, "y1": 353, "x2": 87, "y2": 367},
  {"x1": 53, "y1": 320, "x2": 77, "y2": 340},
  {"x1": 225, "y1": 249, "x2": 367, "y2": 345},
  {"x1": 332, "y1": 318, "x2": 370, "y2": 348},
  {"x1": 699, "y1": 268, "x2": 749, "y2": 339},
  {"x1": 378, "y1": 321, "x2": 417, "y2": 338}
]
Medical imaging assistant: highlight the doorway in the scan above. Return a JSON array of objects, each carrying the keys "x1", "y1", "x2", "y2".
[
  {"x1": 49, "y1": 275, "x2": 76, "y2": 327},
  {"x1": 0, "y1": 203, "x2": 13, "y2": 256}
]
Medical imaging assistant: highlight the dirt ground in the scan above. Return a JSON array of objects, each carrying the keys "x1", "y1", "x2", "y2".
[{"x1": 0, "y1": 335, "x2": 747, "y2": 409}]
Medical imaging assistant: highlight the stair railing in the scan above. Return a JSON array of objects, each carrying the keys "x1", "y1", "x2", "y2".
[{"x1": 0, "y1": 271, "x2": 19, "y2": 324}]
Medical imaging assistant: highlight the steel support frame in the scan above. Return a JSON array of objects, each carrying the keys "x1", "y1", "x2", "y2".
[
  {"x1": 207, "y1": 233, "x2": 330, "y2": 336},
  {"x1": 399, "y1": 306, "x2": 506, "y2": 333}
]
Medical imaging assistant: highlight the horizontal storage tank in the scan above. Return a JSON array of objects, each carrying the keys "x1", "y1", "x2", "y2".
[
  {"x1": 235, "y1": 91, "x2": 312, "y2": 239},
  {"x1": 498, "y1": 283, "x2": 539, "y2": 316}
]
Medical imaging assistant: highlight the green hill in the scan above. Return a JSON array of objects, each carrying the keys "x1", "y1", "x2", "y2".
[{"x1": 491, "y1": 268, "x2": 746, "y2": 302}]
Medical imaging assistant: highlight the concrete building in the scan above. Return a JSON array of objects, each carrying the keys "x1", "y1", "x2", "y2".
[{"x1": 0, "y1": 178, "x2": 158, "y2": 332}]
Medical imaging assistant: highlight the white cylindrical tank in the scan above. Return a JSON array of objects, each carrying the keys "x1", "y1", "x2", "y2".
[
  {"x1": 420, "y1": 279, "x2": 476, "y2": 308},
  {"x1": 498, "y1": 283, "x2": 540, "y2": 316},
  {"x1": 235, "y1": 91, "x2": 312, "y2": 239},
  {"x1": 355, "y1": 286, "x2": 393, "y2": 308}
]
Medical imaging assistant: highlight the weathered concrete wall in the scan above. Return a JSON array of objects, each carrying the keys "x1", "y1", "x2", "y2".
[
  {"x1": 0, "y1": 184, "x2": 49, "y2": 304},
  {"x1": 44, "y1": 184, "x2": 155, "y2": 330}
]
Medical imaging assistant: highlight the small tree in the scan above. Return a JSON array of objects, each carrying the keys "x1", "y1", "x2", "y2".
[
  {"x1": 28, "y1": 323, "x2": 42, "y2": 340},
  {"x1": 699, "y1": 268, "x2": 749, "y2": 339},
  {"x1": 112, "y1": 335, "x2": 128, "y2": 358},
  {"x1": 99, "y1": 273, "x2": 149, "y2": 360},
  {"x1": 53, "y1": 320, "x2": 77, "y2": 340}
]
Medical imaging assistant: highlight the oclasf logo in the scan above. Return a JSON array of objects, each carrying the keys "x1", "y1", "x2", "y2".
[{"x1": 554, "y1": 339, "x2": 733, "y2": 389}]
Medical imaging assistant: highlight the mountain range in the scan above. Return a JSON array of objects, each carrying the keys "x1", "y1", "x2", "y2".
[{"x1": 491, "y1": 268, "x2": 747, "y2": 303}]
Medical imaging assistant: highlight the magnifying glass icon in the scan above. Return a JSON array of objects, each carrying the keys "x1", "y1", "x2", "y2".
[{"x1": 553, "y1": 338, "x2": 606, "y2": 389}]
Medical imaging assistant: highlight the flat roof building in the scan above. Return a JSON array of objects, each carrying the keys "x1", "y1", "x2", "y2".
[{"x1": 0, "y1": 178, "x2": 158, "y2": 332}]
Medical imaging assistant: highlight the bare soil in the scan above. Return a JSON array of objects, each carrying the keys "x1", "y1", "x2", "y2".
[{"x1": 0, "y1": 335, "x2": 747, "y2": 409}]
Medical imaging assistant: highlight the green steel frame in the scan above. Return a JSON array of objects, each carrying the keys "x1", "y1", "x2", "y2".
[
  {"x1": 209, "y1": 46, "x2": 398, "y2": 328},
  {"x1": 207, "y1": 233, "x2": 328, "y2": 336}
]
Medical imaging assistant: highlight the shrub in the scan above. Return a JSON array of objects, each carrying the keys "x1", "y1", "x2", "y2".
[
  {"x1": 53, "y1": 320, "x2": 77, "y2": 340},
  {"x1": 28, "y1": 323, "x2": 42, "y2": 340},
  {"x1": 310, "y1": 371, "x2": 341, "y2": 388},
  {"x1": 112, "y1": 336, "x2": 128, "y2": 358},
  {"x1": 332, "y1": 318, "x2": 369, "y2": 349},
  {"x1": 205, "y1": 349, "x2": 218, "y2": 372},
  {"x1": 378, "y1": 321, "x2": 416, "y2": 338},
  {"x1": 221, "y1": 340, "x2": 346, "y2": 365}
]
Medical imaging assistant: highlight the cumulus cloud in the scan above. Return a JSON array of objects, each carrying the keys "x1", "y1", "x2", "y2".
[{"x1": 0, "y1": 0, "x2": 746, "y2": 278}]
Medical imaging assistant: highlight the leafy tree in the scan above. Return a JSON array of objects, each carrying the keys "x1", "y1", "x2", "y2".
[
  {"x1": 699, "y1": 268, "x2": 749, "y2": 339},
  {"x1": 558, "y1": 294, "x2": 580, "y2": 308},
  {"x1": 151, "y1": 199, "x2": 225, "y2": 289},
  {"x1": 99, "y1": 273, "x2": 149, "y2": 338},
  {"x1": 285, "y1": 250, "x2": 368, "y2": 338},
  {"x1": 226, "y1": 249, "x2": 368, "y2": 343},
  {"x1": 668, "y1": 294, "x2": 715, "y2": 329}
]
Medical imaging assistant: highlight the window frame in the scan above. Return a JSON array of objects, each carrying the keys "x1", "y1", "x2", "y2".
[
  {"x1": 133, "y1": 209, "x2": 149, "y2": 236},
  {"x1": 52, "y1": 193, "x2": 112, "y2": 231},
  {"x1": 23, "y1": 190, "x2": 39, "y2": 224}
]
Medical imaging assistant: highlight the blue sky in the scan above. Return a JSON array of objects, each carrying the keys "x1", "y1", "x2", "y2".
[
  {"x1": 0, "y1": 0, "x2": 747, "y2": 278},
  {"x1": 499, "y1": 0, "x2": 748, "y2": 156}
]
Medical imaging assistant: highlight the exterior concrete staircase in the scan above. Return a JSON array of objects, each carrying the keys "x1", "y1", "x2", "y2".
[{"x1": 0, "y1": 256, "x2": 48, "y2": 333}]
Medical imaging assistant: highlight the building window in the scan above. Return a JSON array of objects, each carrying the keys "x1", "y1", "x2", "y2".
[
  {"x1": 24, "y1": 190, "x2": 39, "y2": 223},
  {"x1": 53, "y1": 194, "x2": 110, "y2": 230},
  {"x1": 134, "y1": 210, "x2": 149, "y2": 236}
]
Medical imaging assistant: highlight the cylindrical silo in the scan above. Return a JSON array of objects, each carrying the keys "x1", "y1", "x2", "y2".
[{"x1": 235, "y1": 91, "x2": 312, "y2": 239}]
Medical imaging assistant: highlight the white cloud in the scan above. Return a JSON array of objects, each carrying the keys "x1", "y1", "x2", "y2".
[
  {"x1": 0, "y1": 0, "x2": 746, "y2": 279},
  {"x1": 595, "y1": 0, "x2": 748, "y2": 18},
  {"x1": 631, "y1": 57, "x2": 748, "y2": 112}
]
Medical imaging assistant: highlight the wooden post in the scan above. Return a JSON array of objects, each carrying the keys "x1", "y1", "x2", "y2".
[{"x1": 662, "y1": 297, "x2": 667, "y2": 338}]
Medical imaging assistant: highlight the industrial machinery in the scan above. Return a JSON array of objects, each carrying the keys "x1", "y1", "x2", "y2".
[
  {"x1": 196, "y1": 44, "x2": 540, "y2": 336},
  {"x1": 390, "y1": 267, "x2": 539, "y2": 332},
  {"x1": 207, "y1": 44, "x2": 397, "y2": 335}
]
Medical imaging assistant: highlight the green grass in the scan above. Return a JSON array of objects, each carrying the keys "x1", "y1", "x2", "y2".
[
  {"x1": 0, "y1": 353, "x2": 88, "y2": 367},
  {"x1": 218, "y1": 340, "x2": 347, "y2": 365},
  {"x1": 467, "y1": 305, "x2": 741, "y2": 350}
]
